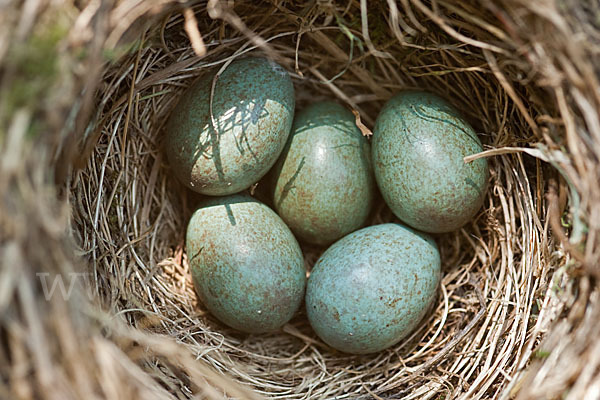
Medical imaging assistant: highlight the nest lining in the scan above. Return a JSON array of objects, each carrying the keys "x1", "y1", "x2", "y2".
[{"x1": 61, "y1": 0, "x2": 592, "y2": 399}]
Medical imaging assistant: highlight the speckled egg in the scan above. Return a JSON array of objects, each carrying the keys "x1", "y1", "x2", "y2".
[
  {"x1": 306, "y1": 223, "x2": 440, "y2": 354},
  {"x1": 271, "y1": 101, "x2": 375, "y2": 245},
  {"x1": 166, "y1": 57, "x2": 295, "y2": 196},
  {"x1": 186, "y1": 194, "x2": 306, "y2": 333},
  {"x1": 372, "y1": 90, "x2": 488, "y2": 233}
]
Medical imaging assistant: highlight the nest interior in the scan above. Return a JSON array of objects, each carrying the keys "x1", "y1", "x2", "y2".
[{"x1": 3, "y1": 0, "x2": 600, "y2": 399}]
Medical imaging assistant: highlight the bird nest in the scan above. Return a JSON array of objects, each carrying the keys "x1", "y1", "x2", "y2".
[{"x1": 2, "y1": 0, "x2": 600, "y2": 399}]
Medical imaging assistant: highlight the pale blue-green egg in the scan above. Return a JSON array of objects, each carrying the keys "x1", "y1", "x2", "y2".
[
  {"x1": 186, "y1": 194, "x2": 306, "y2": 333},
  {"x1": 306, "y1": 223, "x2": 441, "y2": 354},
  {"x1": 166, "y1": 57, "x2": 295, "y2": 196},
  {"x1": 271, "y1": 101, "x2": 374, "y2": 245},
  {"x1": 372, "y1": 90, "x2": 488, "y2": 233}
]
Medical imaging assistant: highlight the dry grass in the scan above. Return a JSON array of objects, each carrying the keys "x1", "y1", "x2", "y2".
[{"x1": 1, "y1": 0, "x2": 600, "y2": 399}]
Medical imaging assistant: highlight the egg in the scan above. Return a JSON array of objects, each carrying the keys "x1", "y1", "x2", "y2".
[
  {"x1": 166, "y1": 57, "x2": 295, "y2": 196},
  {"x1": 186, "y1": 194, "x2": 306, "y2": 333},
  {"x1": 271, "y1": 101, "x2": 375, "y2": 245},
  {"x1": 372, "y1": 90, "x2": 488, "y2": 233},
  {"x1": 306, "y1": 223, "x2": 440, "y2": 354}
]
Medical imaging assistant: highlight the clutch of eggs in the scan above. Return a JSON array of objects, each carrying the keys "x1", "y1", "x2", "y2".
[{"x1": 168, "y1": 58, "x2": 489, "y2": 354}]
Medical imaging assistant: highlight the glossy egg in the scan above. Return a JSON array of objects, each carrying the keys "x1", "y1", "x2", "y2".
[
  {"x1": 372, "y1": 90, "x2": 488, "y2": 233},
  {"x1": 186, "y1": 194, "x2": 306, "y2": 333},
  {"x1": 306, "y1": 223, "x2": 440, "y2": 354},
  {"x1": 166, "y1": 57, "x2": 295, "y2": 196},
  {"x1": 271, "y1": 101, "x2": 374, "y2": 245}
]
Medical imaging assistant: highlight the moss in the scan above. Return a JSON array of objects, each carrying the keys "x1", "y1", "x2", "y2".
[
  {"x1": 1, "y1": 16, "x2": 68, "y2": 129},
  {"x1": 533, "y1": 349, "x2": 551, "y2": 359},
  {"x1": 102, "y1": 38, "x2": 144, "y2": 63},
  {"x1": 26, "y1": 119, "x2": 43, "y2": 139}
]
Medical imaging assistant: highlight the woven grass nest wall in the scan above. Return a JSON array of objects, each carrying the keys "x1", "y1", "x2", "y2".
[{"x1": 2, "y1": 0, "x2": 600, "y2": 399}]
